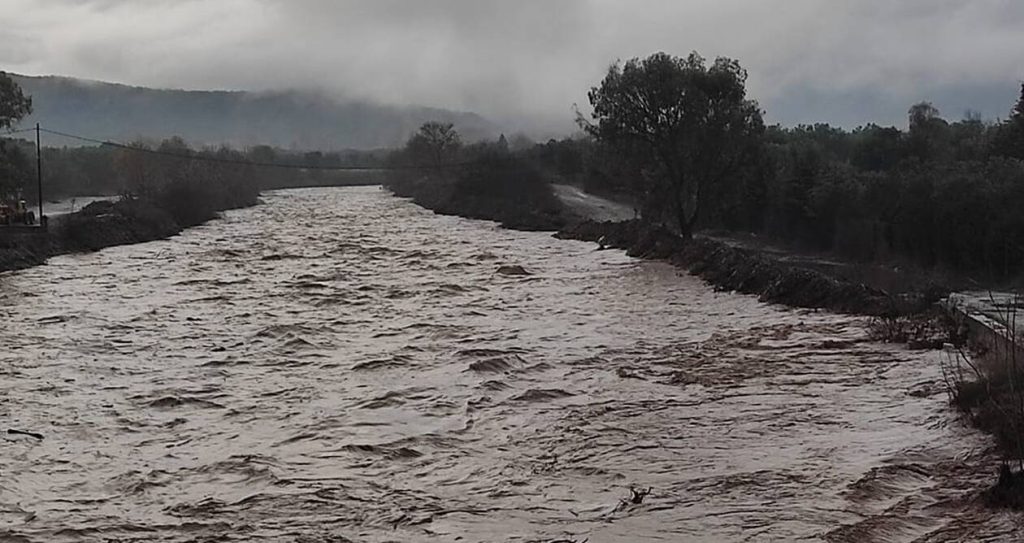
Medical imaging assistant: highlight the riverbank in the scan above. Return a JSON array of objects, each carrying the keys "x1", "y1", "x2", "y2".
[
  {"x1": 384, "y1": 179, "x2": 1024, "y2": 519},
  {"x1": 0, "y1": 193, "x2": 259, "y2": 274},
  {"x1": 8, "y1": 178, "x2": 947, "y2": 318},
  {"x1": 556, "y1": 219, "x2": 948, "y2": 316},
  {"x1": 384, "y1": 163, "x2": 572, "y2": 232},
  {"x1": 384, "y1": 176, "x2": 945, "y2": 317},
  {"x1": 559, "y1": 215, "x2": 1024, "y2": 510},
  {"x1": 941, "y1": 292, "x2": 1024, "y2": 508}
]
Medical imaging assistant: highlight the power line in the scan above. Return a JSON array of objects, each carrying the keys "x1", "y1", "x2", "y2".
[{"x1": 35, "y1": 127, "x2": 472, "y2": 172}]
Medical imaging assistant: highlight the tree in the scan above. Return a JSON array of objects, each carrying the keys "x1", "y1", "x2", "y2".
[
  {"x1": 583, "y1": 52, "x2": 764, "y2": 237},
  {"x1": 1011, "y1": 83, "x2": 1024, "y2": 125},
  {"x1": 0, "y1": 141, "x2": 30, "y2": 198},
  {"x1": 406, "y1": 121, "x2": 461, "y2": 171},
  {"x1": 114, "y1": 141, "x2": 159, "y2": 199},
  {"x1": 992, "y1": 83, "x2": 1024, "y2": 159},
  {"x1": 906, "y1": 101, "x2": 950, "y2": 160},
  {"x1": 304, "y1": 150, "x2": 324, "y2": 180},
  {"x1": 0, "y1": 73, "x2": 32, "y2": 197},
  {"x1": 0, "y1": 72, "x2": 32, "y2": 130},
  {"x1": 908, "y1": 101, "x2": 941, "y2": 131},
  {"x1": 851, "y1": 124, "x2": 903, "y2": 171}
]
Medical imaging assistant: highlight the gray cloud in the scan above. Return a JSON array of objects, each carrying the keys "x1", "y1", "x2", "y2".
[{"x1": 2, "y1": 0, "x2": 1023, "y2": 135}]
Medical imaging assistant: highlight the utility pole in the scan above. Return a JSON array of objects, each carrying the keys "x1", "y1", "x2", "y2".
[{"x1": 35, "y1": 123, "x2": 43, "y2": 227}]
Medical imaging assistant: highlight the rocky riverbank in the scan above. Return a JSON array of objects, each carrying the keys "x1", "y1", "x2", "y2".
[{"x1": 557, "y1": 219, "x2": 946, "y2": 316}]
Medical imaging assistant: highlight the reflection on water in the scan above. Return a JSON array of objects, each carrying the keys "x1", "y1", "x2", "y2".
[{"x1": 0, "y1": 187, "x2": 1016, "y2": 541}]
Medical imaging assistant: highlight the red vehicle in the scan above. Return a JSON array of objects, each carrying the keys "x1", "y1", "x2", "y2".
[{"x1": 0, "y1": 200, "x2": 37, "y2": 226}]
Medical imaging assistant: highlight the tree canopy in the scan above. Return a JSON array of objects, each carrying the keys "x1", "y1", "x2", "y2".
[
  {"x1": 406, "y1": 121, "x2": 462, "y2": 170},
  {"x1": 0, "y1": 73, "x2": 33, "y2": 198},
  {"x1": 992, "y1": 83, "x2": 1024, "y2": 159},
  {"x1": 0, "y1": 72, "x2": 32, "y2": 130},
  {"x1": 584, "y1": 52, "x2": 764, "y2": 236}
]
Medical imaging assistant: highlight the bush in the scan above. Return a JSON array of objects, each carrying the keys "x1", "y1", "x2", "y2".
[{"x1": 384, "y1": 127, "x2": 569, "y2": 231}]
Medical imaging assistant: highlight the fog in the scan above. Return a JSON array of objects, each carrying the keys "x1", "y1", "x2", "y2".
[{"x1": 3, "y1": 0, "x2": 1024, "y2": 135}]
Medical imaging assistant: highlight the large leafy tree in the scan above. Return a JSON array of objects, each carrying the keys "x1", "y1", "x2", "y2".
[
  {"x1": 0, "y1": 71, "x2": 32, "y2": 130},
  {"x1": 906, "y1": 101, "x2": 950, "y2": 161},
  {"x1": 0, "y1": 72, "x2": 32, "y2": 197},
  {"x1": 584, "y1": 52, "x2": 764, "y2": 237},
  {"x1": 406, "y1": 121, "x2": 461, "y2": 171}
]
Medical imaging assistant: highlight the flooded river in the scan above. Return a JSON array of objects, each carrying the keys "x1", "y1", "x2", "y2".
[{"x1": 0, "y1": 187, "x2": 1018, "y2": 541}]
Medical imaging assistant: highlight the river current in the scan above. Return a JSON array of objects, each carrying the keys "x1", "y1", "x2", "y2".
[{"x1": 0, "y1": 187, "x2": 1019, "y2": 542}]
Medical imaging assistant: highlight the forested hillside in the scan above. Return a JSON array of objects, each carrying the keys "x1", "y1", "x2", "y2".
[{"x1": 11, "y1": 74, "x2": 498, "y2": 150}]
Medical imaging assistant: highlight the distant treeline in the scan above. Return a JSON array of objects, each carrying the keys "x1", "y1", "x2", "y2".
[
  {"x1": 746, "y1": 110, "x2": 1024, "y2": 276},
  {"x1": 0, "y1": 135, "x2": 389, "y2": 202}
]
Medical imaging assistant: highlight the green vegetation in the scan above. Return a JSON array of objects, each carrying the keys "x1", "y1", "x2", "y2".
[
  {"x1": 109, "y1": 138, "x2": 261, "y2": 227},
  {"x1": 391, "y1": 52, "x2": 1024, "y2": 501},
  {"x1": 745, "y1": 102, "x2": 1024, "y2": 280},
  {"x1": 584, "y1": 52, "x2": 764, "y2": 238},
  {"x1": 388, "y1": 52, "x2": 1024, "y2": 287},
  {"x1": 0, "y1": 71, "x2": 34, "y2": 199},
  {"x1": 0, "y1": 71, "x2": 32, "y2": 129},
  {"x1": 575, "y1": 55, "x2": 1024, "y2": 283},
  {"x1": 0, "y1": 134, "x2": 387, "y2": 203},
  {"x1": 0, "y1": 72, "x2": 388, "y2": 271},
  {"x1": 0, "y1": 134, "x2": 268, "y2": 272},
  {"x1": 6, "y1": 52, "x2": 1024, "y2": 288},
  {"x1": 385, "y1": 122, "x2": 567, "y2": 230}
]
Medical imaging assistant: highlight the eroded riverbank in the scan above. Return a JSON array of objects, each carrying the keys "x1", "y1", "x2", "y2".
[{"x1": 0, "y1": 187, "x2": 1016, "y2": 542}]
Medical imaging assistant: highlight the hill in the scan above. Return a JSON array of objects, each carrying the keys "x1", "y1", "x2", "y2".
[{"x1": 10, "y1": 74, "x2": 498, "y2": 150}]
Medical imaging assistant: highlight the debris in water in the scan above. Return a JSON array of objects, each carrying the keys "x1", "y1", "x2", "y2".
[
  {"x1": 7, "y1": 429, "x2": 43, "y2": 440},
  {"x1": 620, "y1": 486, "x2": 652, "y2": 507},
  {"x1": 496, "y1": 264, "x2": 531, "y2": 276}
]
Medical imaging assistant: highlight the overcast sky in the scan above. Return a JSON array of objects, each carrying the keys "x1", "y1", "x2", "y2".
[{"x1": 2, "y1": 0, "x2": 1023, "y2": 135}]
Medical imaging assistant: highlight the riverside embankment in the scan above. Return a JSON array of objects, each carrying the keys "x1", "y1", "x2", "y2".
[
  {"x1": 555, "y1": 219, "x2": 951, "y2": 316},
  {"x1": 386, "y1": 178, "x2": 944, "y2": 317},
  {"x1": 1, "y1": 186, "x2": 1013, "y2": 542},
  {"x1": 0, "y1": 191, "x2": 259, "y2": 274}
]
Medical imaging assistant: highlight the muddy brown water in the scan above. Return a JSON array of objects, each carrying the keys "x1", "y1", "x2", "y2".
[{"x1": 1, "y1": 187, "x2": 1020, "y2": 542}]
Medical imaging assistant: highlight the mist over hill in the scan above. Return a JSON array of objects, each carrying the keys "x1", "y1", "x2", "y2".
[{"x1": 10, "y1": 74, "x2": 499, "y2": 150}]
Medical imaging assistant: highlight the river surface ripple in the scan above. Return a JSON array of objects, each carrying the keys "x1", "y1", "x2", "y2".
[{"x1": 0, "y1": 187, "x2": 1019, "y2": 542}]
